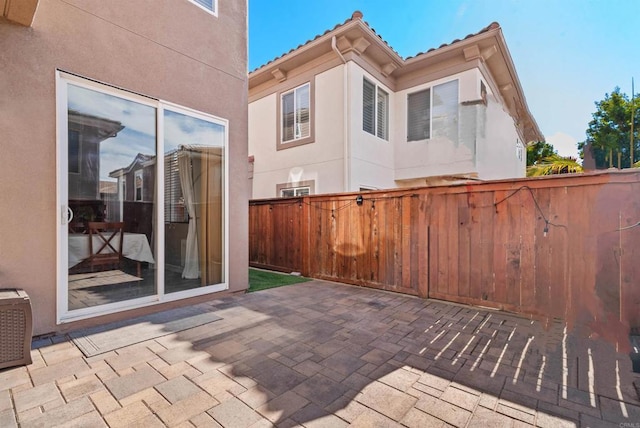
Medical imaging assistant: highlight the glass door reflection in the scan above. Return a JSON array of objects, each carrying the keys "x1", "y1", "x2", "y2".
[
  {"x1": 163, "y1": 109, "x2": 225, "y2": 293},
  {"x1": 66, "y1": 84, "x2": 157, "y2": 310}
]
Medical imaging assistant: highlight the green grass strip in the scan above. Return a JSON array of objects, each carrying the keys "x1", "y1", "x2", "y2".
[{"x1": 248, "y1": 268, "x2": 311, "y2": 292}]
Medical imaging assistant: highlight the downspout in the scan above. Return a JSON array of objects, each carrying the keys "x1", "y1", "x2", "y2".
[{"x1": 332, "y1": 36, "x2": 350, "y2": 191}]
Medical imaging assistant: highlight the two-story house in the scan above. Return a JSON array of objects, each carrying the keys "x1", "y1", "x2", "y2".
[
  {"x1": 0, "y1": 0, "x2": 248, "y2": 335},
  {"x1": 249, "y1": 11, "x2": 542, "y2": 198}
]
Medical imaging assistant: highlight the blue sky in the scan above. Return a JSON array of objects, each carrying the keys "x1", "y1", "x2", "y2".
[{"x1": 249, "y1": 0, "x2": 640, "y2": 159}]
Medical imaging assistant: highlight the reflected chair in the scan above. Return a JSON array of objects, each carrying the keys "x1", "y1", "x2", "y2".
[
  {"x1": 87, "y1": 222, "x2": 124, "y2": 273},
  {"x1": 68, "y1": 221, "x2": 86, "y2": 234}
]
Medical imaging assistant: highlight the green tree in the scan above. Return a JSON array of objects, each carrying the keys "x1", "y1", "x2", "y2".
[
  {"x1": 527, "y1": 154, "x2": 583, "y2": 177},
  {"x1": 578, "y1": 87, "x2": 639, "y2": 169},
  {"x1": 526, "y1": 141, "x2": 556, "y2": 166}
]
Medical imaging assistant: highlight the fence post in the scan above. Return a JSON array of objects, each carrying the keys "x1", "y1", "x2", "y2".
[{"x1": 300, "y1": 196, "x2": 310, "y2": 277}]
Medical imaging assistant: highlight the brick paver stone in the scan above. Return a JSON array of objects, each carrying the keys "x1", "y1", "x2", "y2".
[
  {"x1": 415, "y1": 394, "x2": 471, "y2": 427},
  {"x1": 349, "y1": 408, "x2": 403, "y2": 427},
  {"x1": 104, "y1": 401, "x2": 152, "y2": 428},
  {"x1": 155, "y1": 375, "x2": 201, "y2": 404},
  {"x1": 356, "y1": 381, "x2": 417, "y2": 421},
  {"x1": 18, "y1": 396, "x2": 95, "y2": 428},
  {"x1": 207, "y1": 397, "x2": 262, "y2": 427},
  {"x1": 293, "y1": 373, "x2": 351, "y2": 407},
  {"x1": 400, "y1": 407, "x2": 446, "y2": 428},
  {"x1": 104, "y1": 365, "x2": 165, "y2": 400},
  {"x1": 29, "y1": 357, "x2": 90, "y2": 386},
  {"x1": 257, "y1": 390, "x2": 309, "y2": 423},
  {"x1": 59, "y1": 374, "x2": 105, "y2": 402},
  {"x1": 156, "y1": 390, "x2": 218, "y2": 426},
  {"x1": 0, "y1": 409, "x2": 17, "y2": 428},
  {"x1": 13, "y1": 383, "x2": 62, "y2": 413},
  {"x1": 378, "y1": 367, "x2": 421, "y2": 392}
]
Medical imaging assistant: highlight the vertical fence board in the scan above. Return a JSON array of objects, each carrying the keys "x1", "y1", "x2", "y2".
[
  {"x1": 446, "y1": 194, "x2": 460, "y2": 299},
  {"x1": 504, "y1": 190, "x2": 523, "y2": 309},
  {"x1": 519, "y1": 190, "x2": 536, "y2": 312},
  {"x1": 492, "y1": 190, "x2": 509, "y2": 305},
  {"x1": 468, "y1": 192, "x2": 483, "y2": 301},
  {"x1": 457, "y1": 193, "x2": 471, "y2": 299}
]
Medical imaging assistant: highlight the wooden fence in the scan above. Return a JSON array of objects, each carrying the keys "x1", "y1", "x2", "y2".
[{"x1": 249, "y1": 171, "x2": 640, "y2": 341}]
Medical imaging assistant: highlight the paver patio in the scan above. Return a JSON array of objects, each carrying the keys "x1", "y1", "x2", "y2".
[{"x1": 1, "y1": 279, "x2": 639, "y2": 427}]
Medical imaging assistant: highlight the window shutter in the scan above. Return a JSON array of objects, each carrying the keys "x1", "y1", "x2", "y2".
[
  {"x1": 376, "y1": 87, "x2": 389, "y2": 140},
  {"x1": 407, "y1": 89, "x2": 430, "y2": 141},
  {"x1": 295, "y1": 83, "x2": 310, "y2": 138},
  {"x1": 164, "y1": 151, "x2": 186, "y2": 223},
  {"x1": 282, "y1": 91, "x2": 295, "y2": 142},
  {"x1": 363, "y1": 79, "x2": 375, "y2": 135},
  {"x1": 432, "y1": 80, "x2": 459, "y2": 143}
]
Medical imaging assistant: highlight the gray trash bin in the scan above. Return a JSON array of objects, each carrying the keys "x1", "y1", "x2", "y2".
[{"x1": 0, "y1": 289, "x2": 33, "y2": 369}]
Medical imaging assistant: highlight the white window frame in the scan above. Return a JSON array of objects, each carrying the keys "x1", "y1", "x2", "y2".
[
  {"x1": 188, "y1": 0, "x2": 218, "y2": 17},
  {"x1": 280, "y1": 186, "x2": 310, "y2": 198},
  {"x1": 56, "y1": 71, "x2": 229, "y2": 323},
  {"x1": 363, "y1": 78, "x2": 389, "y2": 141}
]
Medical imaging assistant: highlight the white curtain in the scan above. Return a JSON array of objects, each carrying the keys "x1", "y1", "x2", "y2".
[{"x1": 178, "y1": 148, "x2": 200, "y2": 279}]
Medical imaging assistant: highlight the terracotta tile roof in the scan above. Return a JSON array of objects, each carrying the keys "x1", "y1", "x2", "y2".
[
  {"x1": 405, "y1": 22, "x2": 501, "y2": 60},
  {"x1": 250, "y1": 11, "x2": 500, "y2": 73},
  {"x1": 250, "y1": 11, "x2": 361, "y2": 73}
]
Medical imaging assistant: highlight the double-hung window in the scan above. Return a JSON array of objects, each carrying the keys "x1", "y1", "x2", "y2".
[
  {"x1": 407, "y1": 80, "x2": 459, "y2": 142},
  {"x1": 363, "y1": 78, "x2": 389, "y2": 140},
  {"x1": 281, "y1": 83, "x2": 310, "y2": 143}
]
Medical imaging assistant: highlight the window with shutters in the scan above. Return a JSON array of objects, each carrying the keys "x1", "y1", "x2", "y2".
[
  {"x1": 281, "y1": 83, "x2": 310, "y2": 143},
  {"x1": 363, "y1": 78, "x2": 389, "y2": 140},
  {"x1": 407, "y1": 80, "x2": 459, "y2": 142},
  {"x1": 188, "y1": 0, "x2": 218, "y2": 16},
  {"x1": 277, "y1": 80, "x2": 314, "y2": 150}
]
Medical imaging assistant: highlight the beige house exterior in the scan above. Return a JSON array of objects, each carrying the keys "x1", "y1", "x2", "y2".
[
  {"x1": 0, "y1": 0, "x2": 249, "y2": 335},
  {"x1": 249, "y1": 12, "x2": 542, "y2": 198}
]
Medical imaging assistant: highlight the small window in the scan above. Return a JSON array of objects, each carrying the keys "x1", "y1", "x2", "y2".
[
  {"x1": 280, "y1": 186, "x2": 309, "y2": 197},
  {"x1": 276, "y1": 180, "x2": 315, "y2": 197},
  {"x1": 189, "y1": 0, "x2": 217, "y2": 16},
  {"x1": 407, "y1": 80, "x2": 459, "y2": 142},
  {"x1": 363, "y1": 78, "x2": 389, "y2": 140},
  {"x1": 281, "y1": 83, "x2": 310, "y2": 143},
  {"x1": 135, "y1": 170, "x2": 143, "y2": 202}
]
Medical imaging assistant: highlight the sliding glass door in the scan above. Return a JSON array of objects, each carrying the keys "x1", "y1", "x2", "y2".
[{"x1": 57, "y1": 72, "x2": 227, "y2": 321}]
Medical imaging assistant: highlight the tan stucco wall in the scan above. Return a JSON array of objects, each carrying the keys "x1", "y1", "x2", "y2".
[
  {"x1": 249, "y1": 66, "x2": 345, "y2": 198},
  {"x1": 0, "y1": 0, "x2": 248, "y2": 335}
]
